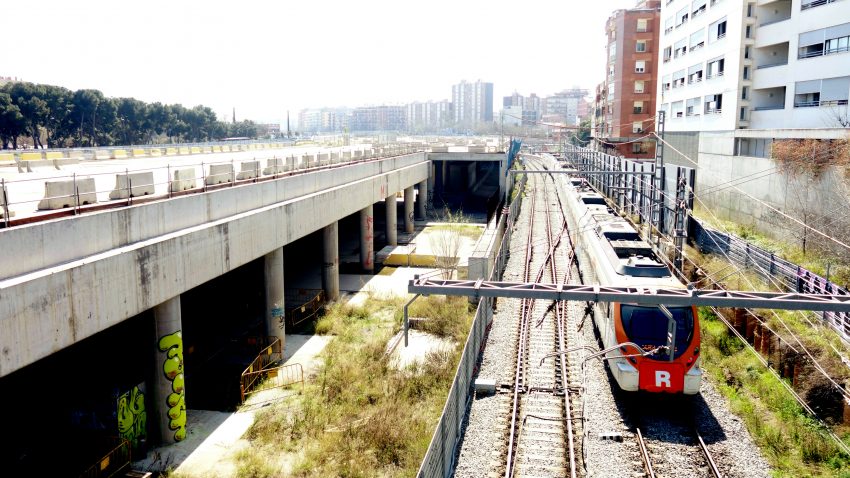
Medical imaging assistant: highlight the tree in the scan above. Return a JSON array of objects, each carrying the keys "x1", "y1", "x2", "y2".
[
  {"x1": 429, "y1": 208, "x2": 466, "y2": 279},
  {"x1": 572, "y1": 119, "x2": 592, "y2": 146},
  {"x1": 0, "y1": 92, "x2": 26, "y2": 149},
  {"x1": 5, "y1": 82, "x2": 48, "y2": 148}
]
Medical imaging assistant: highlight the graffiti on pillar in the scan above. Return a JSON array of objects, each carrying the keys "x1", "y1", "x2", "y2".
[
  {"x1": 117, "y1": 383, "x2": 147, "y2": 451},
  {"x1": 158, "y1": 330, "x2": 187, "y2": 442},
  {"x1": 365, "y1": 215, "x2": 374, "y2": 268}
]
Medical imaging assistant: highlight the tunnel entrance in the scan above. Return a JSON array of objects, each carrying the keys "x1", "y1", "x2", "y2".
[{"x1": 433, "y1": 160, "x2": 502, "y2": 222}]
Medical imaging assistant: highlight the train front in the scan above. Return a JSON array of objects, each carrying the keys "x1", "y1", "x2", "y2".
[{"x1": 614, "y1": 304, "x2": 702, "y2": 394}]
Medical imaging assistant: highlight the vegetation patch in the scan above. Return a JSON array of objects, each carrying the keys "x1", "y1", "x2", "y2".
[{"x1": 237, "y1": 295, "x2": 474, "y2": 477}]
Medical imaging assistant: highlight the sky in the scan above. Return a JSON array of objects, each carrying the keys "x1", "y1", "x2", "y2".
[{"x1": 2, "y1": 0, "x2": 635, "y2": 124}]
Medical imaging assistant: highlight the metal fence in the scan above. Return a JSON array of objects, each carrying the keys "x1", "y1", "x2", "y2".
[
  {"x1": 691, "y1": 218, "x2": 850, "y2": 339},
  {"x1": 416, "y1": 169, "x2": 525, "y2": 477}
]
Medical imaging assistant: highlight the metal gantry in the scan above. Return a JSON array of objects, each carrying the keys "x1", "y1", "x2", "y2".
[{"x1": 408, "y1": 277, "x2": 850, "y2": 313}]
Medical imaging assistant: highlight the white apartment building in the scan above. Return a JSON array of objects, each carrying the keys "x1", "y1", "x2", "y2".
[{"x1": 657, "y1": 0, "x2": 850, "y2": 131}]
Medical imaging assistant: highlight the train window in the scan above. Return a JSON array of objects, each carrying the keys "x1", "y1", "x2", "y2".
[
  {"x1": 620, "y1": 305, "x2": 694, "y2": 359},
  {"x1": 582, "y1": 197, "x2": 606, "y2": 205}
]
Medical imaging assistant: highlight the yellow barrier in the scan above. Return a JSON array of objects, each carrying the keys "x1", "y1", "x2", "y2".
[
  {"x1": 178, "y1": 147, "x2": 190, "y2": 155},
  {"x1": 45, "y1": 152, "x2": 63, "y2": 160},
  {"x1": 213, "y1": 146, "x2": 222, "y2": 152},
  {"x1": 221, "y1": 145, "x2": 230, "y2": 152},
  {"x1": 111, "y1": 149, "x2": 128, "y2": 159},
  {"x1": 247, "y1": 144, "x2": 256, "y2": 150},
  {"x1": 132, "y1": 149, "x2": 146, "y2": 157},
  {"x1": 202, "y1": 146, "x2": 212, "y2": 153},
  {"x1": 149, "y1": 148, "x2": 162, "y2": 157},
  {"x1": 20, "y1": 152, "x2": 42, "y2": 161},
  {"x1": 190, "y1": 147, "x2": 201, "y2": 154},
  {"x1": 165, "y1": 148, "x2": 178, "y2": 156},
  {"x1": 0, "y1": 152, "x2": 14, "y2": 163}
]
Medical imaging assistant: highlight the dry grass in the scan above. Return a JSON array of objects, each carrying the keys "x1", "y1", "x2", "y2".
[{"x1": 236, "y1": 295, "x2": 474, "y2": 477}]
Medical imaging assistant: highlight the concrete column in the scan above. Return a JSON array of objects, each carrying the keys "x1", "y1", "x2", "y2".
[
  {"x1": 264, "y1": 247, "x2": 285, "y2": 345},
  {"x1": 404, "y1": 186, "x2": 415, "y2": 233},
  {"x1": 152, "y1": 296, "x2": 187, "y2": 444},
  {"x1": 322, "y1": 221, "x2": 340, "y2": 301},
  {"x1": 416, "y1": 180, "x2": 428, "y2": 220},
  {"x1": 359, "y1": 205, "x2": 374, "y2": 273},
  {"x1": 385, "y1": 194, "x2": 397, "y2": 246}
]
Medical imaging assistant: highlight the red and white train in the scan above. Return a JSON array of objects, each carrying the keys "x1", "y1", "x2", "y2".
[{"x1": 561, "y1": 170, "x2": 702, "y2": 394}]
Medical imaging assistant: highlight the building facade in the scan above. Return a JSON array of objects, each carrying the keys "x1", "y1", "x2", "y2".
[
  {"x1": 543, "y1": 88, "x2": 590, "y2": 126},
  {"x1": 350, "y1": 105, "x2": 406, "y2": 132},
  {"x1": 594, "y1": 1, "x2": 661, "y2": 159},
  {"x1": 452, "y1": 80, "x2": 494, "y2": 126},
  {"x1": 657, "y1": 0, "x2": 850, "y2": 132}
]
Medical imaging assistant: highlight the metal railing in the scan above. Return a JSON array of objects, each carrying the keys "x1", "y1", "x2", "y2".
[
  {"x1": 0, "y1": 145, "x2": 421, "y2": 229},
  {"x1": 239, "y1": 337, "x2": 284, "y2": 403},
  {"x1": 78, "y1": 438, "x2": 131, "y2": 478},
  {"x1": 802, "y1": 0, "x2": 840, "y2": 10},
  {"x1": 756, "y1": 61, "x2": 788, "y2": 69},
  {"x1": 416, "y1": 168, "x2": 526, "y2": 477},
  {"x1": 691, "y1": 218, "x2": 850, "y2": 340},
  {"x1": 241, "y1": 362, "x2": 305, "y2": 404},
  {"x1": 287, "y1": 290, "x2": 325, "y2": 327}
]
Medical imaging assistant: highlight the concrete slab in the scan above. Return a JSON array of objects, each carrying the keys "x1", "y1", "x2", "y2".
[{"x1": 386, "y1": 329, "x2": 454, "y2": 370}]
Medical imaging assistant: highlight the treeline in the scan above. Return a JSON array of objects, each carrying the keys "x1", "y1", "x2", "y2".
[{"x1": 0, "y1": 81, "x2": 258, "y2": 149}]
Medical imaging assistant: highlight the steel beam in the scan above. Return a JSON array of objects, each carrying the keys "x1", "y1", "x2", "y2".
[
  {"x1": 509, "y1": 170, "x2": 655, "y2": 176},
  {"x1": 408, "y1": 278, "x2": 850, "y2": 312}
]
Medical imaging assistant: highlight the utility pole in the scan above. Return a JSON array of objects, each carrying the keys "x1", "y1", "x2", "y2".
[
  {"x1": 500, "y1": 111, "x2": 504, "y2": 150},
  {"x1": 650, "y1": 110, "x2": 665, "y2": 244}
]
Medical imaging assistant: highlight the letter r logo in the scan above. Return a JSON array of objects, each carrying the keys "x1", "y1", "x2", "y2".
[{"x1": 655, "y1": 370, "x2": 671, "y2": 388}]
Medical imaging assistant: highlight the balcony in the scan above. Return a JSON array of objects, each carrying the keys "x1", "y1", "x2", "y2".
[
  {"x1": 801, "y1": 0, "x2": 841, "y2": 10},
  {"x1": 706, "y1": 108, "x2": 723, "y2": 114},
  {"x1": 756, "y1": 61, "x2": 788, "y2": 69},
  {"x1": 706, "y1": 70, "x2": 725, "y2": 79},
  {"x1": 795, "y1": 99, "x2": 849, "y2": 107}
]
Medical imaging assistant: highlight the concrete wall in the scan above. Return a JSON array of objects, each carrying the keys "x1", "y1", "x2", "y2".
[{"x1": 0, "y1": 153, "x2": 429, "y2": 377}]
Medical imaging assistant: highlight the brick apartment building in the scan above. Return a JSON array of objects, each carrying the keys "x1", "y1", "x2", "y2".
[{"x1": 592, "y1": 0, "x2": 661, "y2": 159}]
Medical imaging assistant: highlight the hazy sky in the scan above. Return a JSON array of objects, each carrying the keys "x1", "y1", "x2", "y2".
[{"x1": 2, "y1": 0, "x2": 635, "y2": 123}]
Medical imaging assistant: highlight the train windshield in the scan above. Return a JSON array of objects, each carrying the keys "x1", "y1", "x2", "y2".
[{"x1": 620, "y1": 305, "x2": 694, "y2": 359}]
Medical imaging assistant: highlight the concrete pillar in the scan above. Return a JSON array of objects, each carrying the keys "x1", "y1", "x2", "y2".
[
  {"x1": 360, "y1": 205, "x2": 374, "y2": 272},
  {"x1": 264, "y1": 247, "x2": 285, "y2": 345},
  {"x1": 404, "y1": 186, "x2": 415, "y2": 234},
  {"x1": 416, "y1": 180, "x2": 428, "y2": 220},
  {"x1": 385, "y1": 194, "x2": 397, "y2": 246},
  {"x1": 152, "y1": 296, "x2": 187, "y2": 444},
  {"x1": 322, "y1": 221, "x2": 340, "y2": 301}
]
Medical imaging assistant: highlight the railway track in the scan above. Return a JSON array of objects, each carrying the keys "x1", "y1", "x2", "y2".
[
  {"x1": 635, "y1": 423, "x2": 723, "y2": 478},
  {"x1": 504, "y1": 157, "x2": 580, "y2": 478}
]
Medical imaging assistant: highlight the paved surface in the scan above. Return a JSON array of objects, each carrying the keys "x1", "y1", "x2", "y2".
[{"x1": 0, "y1": 144, "x2": 368, "y2": 219}]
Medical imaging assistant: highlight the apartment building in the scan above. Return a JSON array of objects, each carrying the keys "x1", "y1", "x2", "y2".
[
  {"x1": 452, "y1": 80, "x2": 494, "y2": 126},
  {"x1": 594, "y1": 0, "x2": 661, "y2": 159},
  {"x1": 657, "y1": 0, "x2": 850, "y2": 132},
  {"x1": 407, "y1": 100, "x2": 454, "y2": 131}
]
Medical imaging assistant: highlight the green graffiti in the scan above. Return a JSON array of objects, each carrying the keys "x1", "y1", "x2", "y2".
[
  {"x1": 158, "y1": 330, "x2": 187, "y2": 442},
  {"x1": 117, "y1": 384, "x2": 147, "y2": 450}
]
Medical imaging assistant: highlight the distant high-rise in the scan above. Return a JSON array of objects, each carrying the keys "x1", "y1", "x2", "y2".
[{"x1": 452, "y1": 80, "x2": 494, "y2": 126}]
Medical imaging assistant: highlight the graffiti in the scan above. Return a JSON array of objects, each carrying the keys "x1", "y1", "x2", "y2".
[
  {"x1": 117, "y1": 383, "x2": 147, "y2": 451},
  {"x1": 158, "y1": 330, "x2": 187, "y2": 442}
]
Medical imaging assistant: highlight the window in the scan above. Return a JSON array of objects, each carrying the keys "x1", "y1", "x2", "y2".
[
  {"x1": 710, "y1": 17, "x2": 728, "y2": 42},
  {"x1": 620, "y1": 305, "x2": 694, "y2": 359},
  {"x1": 663, "y1": 46, "x2": 673, "y2": 62},
  {"x1": 741, "y1": 86, "x2": 749, "y2": 100},
  {"x1": 673, "y1": 69, "x2": 686, "y2": 88},
  {"x1": 686, "y1": 97, "x2": 701, "y2": 116},
  {"x1": 676, "y1": 7, "x2": 689, "y2": 26},
  {"x1": 608, "y1": 64, "x2": 615, "y2": 79},
  {"x1": 704, "y1": 93, "x2": 723, "y2": 113},
  {"x1": 690, "y1": 29, "x2": 705, "y2": 50},
  {"x1": 740, "y1": 106, "x2": 748, "y2": 121},
  {"x1": 745, "y1": 25, "x2": 753, "y2": 39},
  {"x1": 636, "y1": 40, "x2": 647, "y2": 52},
  {"x1": 631, "y1": 142, "x2": 646, "y2": 154},
  {"x1": 744, "y1": 45, "x2": 751, "y2": 59},
  {"x1": 743, "y1": 66, "x2": 750, "y2": 80},
  {"x1": 747, "y1": 3, "x2": 754, "y2": 17},
  {"x1": 674, "y1": 38, "x2": 687, "y2": 58},
  {"x1": 707, "y1": 57, "x2": 725, "y2": 78},
  {"x1": 826, "y1": 35, "x2": 850, "y2": 54},
  {"x1": 607, "y1": 83, "x2": 616, "y2": 100},
  {"x1": 635, "y1": 60, "x2": 646, "y2": 73},
  {"x1": 662, "y1": 74, "x2": 672, "y2": 91},
  {"x1": 717, "y1": 20, "x2": 727, "y2": 38},
  {"x1": 794, "y1": 76, "x2": 850, "y2": 107},
  {"x1": 635, "y1": 80, "x2": 645, "y2": 93},
  {"x1": 634, "y1": 101, "x2": 644, "y2": 114},
  {"x1": 692, "y1": 0, "x2": 707, "y2": 17},
  {"x1": 687, "y1": 63, "x2": 704, "y2": 83},
  {"x1": 609, "y1": 42, "x2": 617, "y2": 58},
  {"x1": 802, "y1": 0, "x2": 840, "y2": 10},
  {"x1": 632, "y1": 121, "x2": 644, "y2": 133},
  {"x1": 665, "y1": 16, "x2": 675, "y2": 34},
  {"x1": 671, "y1": 100, "x2": 684, "y2": 118},
  {"x1": 637, "y1": 18, "x2": 649, "y2": 32}
]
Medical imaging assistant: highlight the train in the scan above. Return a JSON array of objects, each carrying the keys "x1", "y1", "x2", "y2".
[{"x1": 559, "y1": 163, "x2": 702, "y2": 395}]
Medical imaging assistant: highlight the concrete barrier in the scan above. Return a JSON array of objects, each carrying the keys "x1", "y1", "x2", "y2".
[
  {"x1": 165, "y1": 147, "x2": 178, "y2": 156},
  {"x1": 25, "y1": 160, "x2": 58, "y2": 172},
  {"x1": 236, "y1": 160, "x2": 261, "y2": 180},
  {"x1": 221, "y1": 145, "x2": 230, "y2": 152},
  {"x1": 0, "y1": 182, "x2": 13, "y2": 218},
  {"x1": 329, "y1": 152, "x2": 339, "y2": 164},
  {"x1": 317, "y1": 153, "x2": 330, "y2": 166},
  {"x1": 212, "y1": 146, "x2": 222, "y2": 153},
  {"x1": 21, "y1": 152, "x2": 42, "y2": 161},
  {"x1": 93, "y1": 150, "x2": 110, "y2": 160},
  {"x1": 342, "y1": 151, "x2": 352, "y2": 161},
  {"x1": 263, "y1": 157, "x2": 283, "y2": 175},
  {"x1": 178, "y1": 147, "x2": 190, "y2": 155},
  {"x1": 303, "y1": 154, "x2": 317, "y2": 168},
  {"x1": 149, "y1": 148, "x2": 162, "y2": 157},
  {"x1": 285, "y1": 156, "x2": 296, "y2": 171},
  {"x1": 37, "y1": 178, "x2": 97, "y2": 210},
  {"x1": 202, "y1": 146, "x2": 212, "y2": 153},
  {"x1": 170, "y1": 168, "x2": 197, "y2": 192},
  {"x1": 45, "y1": 152, "x2": 63, "y2": 160},
  {"x1": 112, "y1": 149, "x2": 129, "y2": 159},
  {"x1": 132, "y1": 149, "x2": 147, "y2": 158},
  {"x1": 109, "y1": 172, "x2": 156, "y2": 199},
  {"x1": 353, "y1": 150, "x2": 363, "y2": 159},
  {"x1": 206, "y1": 164, "x2": 234, "y2": 185},
  {"x1": 468, "y1": 146, "x2": 486, "y2": 153},
  {"x1": 190, "y1": 147, "x2": 201, "y2": 154}
]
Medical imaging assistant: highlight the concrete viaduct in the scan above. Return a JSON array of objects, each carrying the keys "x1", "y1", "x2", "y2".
[{"x1": 0, "y1": 149, "x2": 505, "y2": 446}]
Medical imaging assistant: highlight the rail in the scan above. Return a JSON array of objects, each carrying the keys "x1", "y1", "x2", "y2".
[
  {"x1": 240, "y1": 362, "x2": 305, "y2": 404},
  {"x1": 77, "y1": 438, "x2": 131, "y2": 478},
  {"x1": 239, "y1": 338, "x2": 283, "y2": 403},
  {"x1": 0, "y1": 145, "x2": 421, "y2": 229},
  {"x1": 287, "y1": 290, "x2": 325, "y2": 328},
  {"x1": 416, "y1": 163, "x2": 525, "y2": 477}
]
